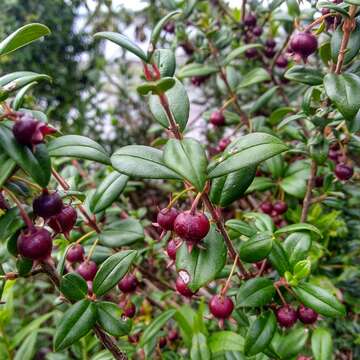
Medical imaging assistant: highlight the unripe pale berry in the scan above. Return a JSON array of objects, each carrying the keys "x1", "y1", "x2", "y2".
[
  {"x1": 17, "y1": 227, "x2": 53, "y2": 260},
  {"x1": 209, "y1": 295, "x2": 234, "y2": 319}
]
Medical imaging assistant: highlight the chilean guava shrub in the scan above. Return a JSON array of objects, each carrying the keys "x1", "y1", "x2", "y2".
[{"x1": 0, "y1": 1, "x2": 359, "y2": 359}]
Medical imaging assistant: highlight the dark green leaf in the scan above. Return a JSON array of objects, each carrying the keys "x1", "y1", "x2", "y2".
[
  {"x1": 152, "y1": 49, "x2": 176, "y2": 77},
  {"x1": 54, "y1": 299, "x2": 96, "y2": 351},
  {"x1": 0, "y1": 153, "x2": 16, "y2": 188},
  {"x1": 236, "y1": 277, "x2": 275, "y2": 307},
  {"x1": 137, "y1": 77, "x2": 175, "y2": 95},
  {"x1": 163, "y1": 138, "x2": 208, "y2": 191},
  {"x1": 244, "y1": 311, "x2": 276, "y2": 356},
  {"x1": 268, "y1": 239, "x2": 290, "y2": 275},
  {"x1": 272, "y1": 327, "x2": 309, "y2": 359},
  {"x1": 225, "y1": 219, "x2": 257, "y2": 238},
  {"x1": 224, "y1": 44, "x2": 263, "y2": 64},
  {"x1": 176, "y1": 225, "x2": 227, "y2": 292},
  {"x1": 177, "y1": 63, "x2": 218, "y2": 78},
  {"x1": 190, "y1": 332, "x2": 211, "y2": 360},
  {"x1": 275, "y1": 223, "x2": 322, "y2": 238},
  {"x1": 285, "y1": 65, "x2": 324, "y2": 85},
  {"x1": 111, "y1": 145, "x2": 181, "y2": 179},
  {"x1": 60, "y1": 273, "x2": 88, "y2": 302},
  {"x1": 93, "y1": 250, "x2": 137, "y2": 296},
  {"x1": 246, "y1": 177, "x2": 275, "y2": 193},
  {"x1": 250, "y1": 86, "x2": 279, "y2": 114},
  {"x1": 283, "y1": 232, "x2": 312, "y2": 268},
  {"x1": 208, "y1": 331, "x2": 244, "y2": 354},
  {"x1": 239, "y1": 232, "x2": 273, "y2": 263},
  {"x1": 12, "y1": 81, "x2": 38, "y2": 110},
  {"x1": 237, "y1": 68, "x2": 271, "y2": 90},
  {"x1": 311, "y1": 327, "x2": 334, "y2": 360}
]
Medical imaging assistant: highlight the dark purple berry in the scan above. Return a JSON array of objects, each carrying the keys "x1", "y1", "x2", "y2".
[
  {"x1": 77, "y1": 260, "x2": 97, "y2": 281},
  {"x1": 157, "y1": 207, "x2": 179, "y2": 230},
  {"x1": 290, "y1": 32, "x2": 318, "y2": 62},
  {"x1": 265, "y1": 39, "x2": 276, "y2": 48},
  {"x1": 210, "y1": 110, "x2": 225, "y2": 126},
  {"x1": 66, "y1": 244, "x2": 84, "y2": 263},
  {"x1": 191, "y1": 75, "x2": 209, "y2": 86},
  {"x1": 118, "y1": 273, "x2": 138, "y2": 293},
  {"x1": 17, "y1": 227, "x2": 52, "y2": 260},
  {"x1": 245, "y1": 47, "x2": 258, "y2": 59},
  {"x1": 217, "y1": 138, "x2": 231, "y2": 152},
  {"x1": 298, "y1": 304, "x2": 318, "y2": 324},
  {"x1": 252, "y1": 26, "x2": 263, "y2": 36},
  {"x1": 168, "y1": 329, "x2": 179, "y2": 342},
  {"x1": 48, "y1": 205, "x2": 77, "y2": 235},
  {"x1": 123, "y1": 301, "x2": 136, "y2": 318},
  {"x1": 175, "y1": 276, "x2": 194, "y2": 297},
  {"x1": 335, "y1": 163, "x2": 353, "y2": 181},
  {"x1": 166, "y1": 239, "x2": 177, "y2": 260},
  {"x1": 33, "y1": 190, "x2": 63, "y2": 219},
  {"x1": 174, "y1": 211, "x2": 210, "y2": 242},
  {"x1": 158, "y1": 337, "x2": 167, "y2": 348},
  {"x1": 128, "y1": 334, "x2": 140, "y2": 344},
  {"x1": 315, "y1": 175, "x2": 324, "y2": 188},
  {"x1": 164, "y1": 22, "x2": 175, "y2": 33},
  {"x1": 264, "y1": 47, "x2": 276, "y2": 58},
  {"x1": 328, "y1": 149, "x2": 340, "y2": 162},
  {"x1": 276, "y1": 305, "x2": 298, "y2": 328},
  {"x1": 244, "y1": 13, "x2": 257, "y2": 27},
  {"x1": 273, "y1": 201, "x2": 288, "y2": 215},
  {"x1": 275, "y1": 54, "x2": 288, "y2": 68},
  {"x1": 260, "y1": 201, "x2": 273, "y2": 214},
  {"x1": 209, "y1": 295, "x2": 234, "y2": 319},
  {"x1": 0, "y1": 193, "x2": 9, "y2": 210}
]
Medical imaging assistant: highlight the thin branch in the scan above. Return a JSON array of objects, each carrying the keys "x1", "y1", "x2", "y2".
[{"x1": 300, "y1": 159, "x2": 317, "y2": 222}]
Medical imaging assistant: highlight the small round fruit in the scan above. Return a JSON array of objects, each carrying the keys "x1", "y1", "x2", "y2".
[
  {"x1": 128, "y1": 334, "x2": 140, "y2": 344},
  {"x1": 48, "y1": 205, "x2": 77, "y2": 234},
  {"x1": 264, "y1": 47, "x2": 276, "y2": 58},
  {"x1": 275, "y1": 54, "x2": 288, "y2": 68},
  {"x1": 328, "y1": 149, "x2": 340, "y2": 161},
  {"x1": 174, "y1": 211, "x2": 210, "y2": 242},
  {"x1": 157, "y1": 207, "x2": 179, "y2": 230},
  {"x1": 17, "y1": 227, "x2": 53, "y2": 260},
  {"x1": 66, "y1": 244, "x2": 84, "y2": 263},
  {"x1": 265, "y1": 39, "x2": 276, "y2": 48},
  {"x1": 260, "y1": 201, "x2": 273, "y2": 214},
  {"x1": 244, "y1": 13, "x2": 257, "y2": 27},
  {"x1": 209, "y1": 295, "x2": 234, "y2": 319},
  {"x1": 175, "y1": 276, "x2": 194, "y2": 297},
  {"x1": 273, "y1": 201, "x2": 288, "y2": 215},
  {"x1": 33, "y1": 190, "x2": 63, "y2": 219},
  {"x1": 314, "y1": 175, "x2": 324, "y2": 188},
  {"x1": 158, "y1": 337, "x2": 167, "y2": 348},
  {"x1": 210, "y1": 110, "x2": 225, "y2": 126},
  {"x1": 252, "y1": 26, "x2": 263, "y2": 36},
  {"x1": 276, "y1": 305, "x2": 298, "y2": 328},
  {"x1": 335, "y1": 163, "x2": 354, "y2": 181},
  {"x1": 218, "y1": 138, "x2": 231, "y2": 152},
  {"x1": 77, "y1": 260, "x2": 97, "y2": 281},
  {"x1": 123, "y1": 301, "x2": 136, "y2": 318},
  {"x1": 290, "y1": 32, "x2": 318, "y2": 62},
  {"x1": 297, "y1": 305, "x2": 318, "y2": 324},
  {"x1": 166, "y1": 239, "x2": 177, "y2": 260},
  {"x1": 164, "y1": 22, "x2": 175, "y2": 33},
  {"x1": 245, "y1": 47, "x2": 258, "y2": 59},
  {"x1": 118, "y1": 273, "x2": 138, "y2": 293},
  {"x1": 168, "y1": 329, "x2": 179, "y2": 342}
]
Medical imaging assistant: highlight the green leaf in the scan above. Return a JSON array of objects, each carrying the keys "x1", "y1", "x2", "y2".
[
  {"x1": 283, "y1": 232, "x2": 312, "y2": 269},
  {"x1": 293, "y1": 259, "x2": 311, "y2": 280},
  {"x1": 54, "y1": 299, "x2": 97, "y2": 351},
  {"x1": 177, "y1": 63, "x2": 218, "y2": 78},
  {"x1": 140, "y1": 309, "x2": 176, "y2": 346},
  {"x1": 93, "y1": 250, "x2": 137, "y2": 296},
  {"x1": 225, "y1": 219, "x2": 257, "y2": 238},
  {"x1": 2, "y1": 73, "x2": 51, "y2": 95},
  {"x1": 224, "y1": 44, "x2": 263, "y2": 64},
  {"x1": 176, "y1": 225, "x2": 227, "y2": 292},
  {"x1": 246, "y1": 177, "x2": 275, "y2": 193},
  {"x1": 245, "y1": 212, "x2": 274, "y2": 233},
  {"x1": 208, "y1": 133, "x2": 287, "y2": 178},
  {"x1": 237, "y1": 68, "x2": 271, "y2": 90},
  {"x1": 275, "y1": 223, "x2": 322, "y2": 238},
  {"x1": 148, "y1": 78, "x2": 189, "y2": 131},
  {"x1": 191, "y1": 332, "x2": 211, "y2": 360},
  {"x1": 90, "y1": 172, "x2": 128, "y2": 213},
  {"x1": 96, "y1": 301, "x2": 132, "y2": 337},
  {"x1": 0, "y1": 125, "x2": 51, "y2": 187},
  {"x1": 272, "y1": 327, "x2": 309, "y2": 359},
  {"x1": 244, "y1": 311, "x2": 276, "y2": 356},
  {"x1": 311, "y1": 328, "x2": 334, "y2": 360},
  {"x1": 239, "y1": 232, "x2": 273, "y2": 263},
  {"x1": 163, "y1": 138, "x2": 208, "y2": 191},
  {"x1": 152, "y1": 49, "x2": 176, "y2": 77},
  {"x1": 137, "y1": 77, "x2": 175, "y2": 95},
  {"x1": 60, "y1": 273, "x2": 88, "y2": 302},
  {"x1": 285, "y1": 65, "x2": 324, "y2": 85},
  {"x1": 0, "y1": 23, "x2": 50, "y2": 57},
  {"x1": 149, "y1": 10, "x2": 181, "y2": 52},
  {"x1": 48, "y1": 135, "x2": 110, "y2": 165},
  {"x1": 250, "y1": 86, "x2": 279, "y2": 114},
  {"x1": 111, "y1": 145, "x2": 181, "y2": 179},
  {"x1": 236, "y1": 277, "x2": 275, "y2": 307},
  {"x1": 94, "y1": 31, "x2": 148, "y2": 62},
  {"x1": 12, "y1": 81, "x2": 38, "y2": 110},
  {"x1": 14, "y1": 332, "x2": 37, "y2": 360},
  {"x1": 324, "y1": 73, "x2": 360, "y2": 120},
  {"x1": 293, "y1": 282, "x2": 346, "y2": 317},
  {"x1": 99, "y1": 219, "x2": 144, "y2": 247},
  {"x1": 210, "y1": 165, "x2": 257, "y2": 207},
  {"x1": 318, "y1": 2, "x2": 349, "y2": 17},
  {"x1": 0, "y1": 153, "x2": 16, "y2": 188},
  {"x1": 208, "y1": 331, "x2": 244, "y2": 354},
  {"x1": 268, "y1": 239, "x2": 290, "y2": 275}
]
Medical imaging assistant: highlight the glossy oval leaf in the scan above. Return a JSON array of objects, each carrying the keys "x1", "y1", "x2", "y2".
[
  {"x1": 111, "y1": 145, "x2": 181, "y2": 179},
  {"x1": 60, "y1": 273, "x2": 88, "y2": 302},
  {"x1": 0, "y1": 153, "x2": 16, "y2": 188},
  {"x1": 48, "y1": 135, "x2": 110, "y2": 165},
  {"x1": 176, "y1": 225, "x2": 227, "y2": 292},
  {"x1": 54, "y1": 299, "x2": 96, "y2": 351},
  {"x1": 285, "y1": 65, "x2": 324, "y2": 85},
  {"x1": 12, "y1": 81, "x2": 38, "y2": 110},
  {"x1": 163, "y1": 138, "x2": 208, "y2": 191},
  {"x1": 153, "y1": 48, "x2": 176, "y2": 77},
  {"x1": 225, "y1": 219, "x2": 257, "y2": 238},
  {"x1": 275, "y1": 222, "x2": 322, "y2": 238},
  {"x1": 311, "y1": 327, "x2": 334, "y2": 360},
  {"x1": 268, "y1": 239, "x2": 290, "y2": 275},
  {"x1": 237, "y1": 68, "x2": 271, "y2": 90},
  {"x1": 90, "y1": 172, "x2": 129, "y2": 213},
  {"x1": 224, "y1": 44, "x2": 263, "y2": 64},
  {"x1": 239, "y1": 232, "x2": 273, "y2": 263},
  {"x1": 191, "y1": 332, "x2": 211, "y2": 360},
  {"x1": 208, "y1": 331, "x2": 244, "y2": 354},
  {"x1": 274, "y1": 327, "x2": 309, "y2": 359},
  {"x1": 283, "y1": 232, "x2": 312, "y2": 269},
  {"x1": 93, "y1": 250, "x2": 137, "y2": 296},
  {"x1": 236, "y1": 277, "x2": 275, "y2": 307},
  {"x1": 177, "y1": 63, "x2": 218, "y2": 78}
]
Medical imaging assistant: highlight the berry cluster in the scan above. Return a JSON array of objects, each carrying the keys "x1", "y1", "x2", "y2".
[
  {"x1": 276, "y1": 304, "x2": 318, "y2": 328},
  {"x1": 260, "y1": 200, "x2": 288, "y2": 227}
]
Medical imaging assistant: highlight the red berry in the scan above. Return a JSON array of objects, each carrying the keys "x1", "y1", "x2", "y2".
[
  {"x1": 297, "y1": 356, "x2": 311, "y2": 360},
  {"x1": 175, "y1": 276, "x2": 194, "y2": 297},
  {"x1": 128, "y1": 334, "x2": 140, "y2": 344},
  {"x1": 273, "y1": 201, "x2": 288, "y2": 215},
  {"x1": 210, "y1": 110, "x2": 225, "y2": 126},
  {"x1": 245, "y1": 47, "x2": 258, "y2": 59},
  {"x1": 158, "y1": 337, "x2": 167, "y2": 348},
  {"x1": 252, "y1": 26, "x2": 263, "y2": 36},
  {"x1": 275, "y1": 54, "x2": 288, "y2": 68},
  {"x1": 33, "y1": 190, "x2": 63, "y2": 219},
  {"x1": 209, "y1": 295, "x2": 234, "y2": 319},
  {"x1": 191, "y1": 75, "x2": 209, "y2": 86},
  {"x1": 17, "y1": 227, "x2": 52, "y2": 260},
  {"x1": 118, "y1": 273, "x2": 138, "y2": 293},
  {"x1": 265, "y1": 39, "x2": 276, "y2": 48},
  {"x1": 297, "y1": 305, "x2": 318, "y2": 324},
  {"x1": 290, "y1": 32, "x2": 318, "y2": 62},
  {"x1": 276, "y1": 305, "x2": 298, "y2": 328},
  {"x1": 48, "y1": 205, "x2": 77, "y2": 235},
  {"x1": 123, "y1": 301, "x2": 136, "y2": 318},
  {"x1": 166, "y1": 239, "x2": 177, "y2": 260},
  {"x1": 66, "y1": 244, "x2": 84, "y2": 263},
  {"x1": 244, "y1": 13, "x2": 257, "y2": 27},
  {"x1": 328, "y1": 149, "x2": 340, "y2": 161},
  {"x1": 218, "y1": 138, "x2": 231, "y2": 152},
  {"x1": 335, "y1": 163, "x2": 353, "y2": 181},
  {"x1": 260, "y1": 201, "x2": 273, "y2": 214},
  {"x1": 174, "y1": 211, "x2": 210, "y2": 242},
  {"x1": 157, "y1": 207, "x2": 179, "y2": 230},
  {"x1": 77, "y1": 260, "x2": 97, "y2": 281},
  {"x1": 168, "y1": 329, "x2": 179, "y2": 342}
]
